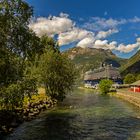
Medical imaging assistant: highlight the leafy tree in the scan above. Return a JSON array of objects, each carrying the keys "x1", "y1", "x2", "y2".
[
  {"x1": 99, "y1": 79, "x2": 113, "y2": 94},
  {"x1": 0, "y1": 0, "x2": 41, "y2": 109},
  {"x1": 0, "y1": 0, "x2": 43, "y2": 60},
  {"x1": 123, "y1": 74, "x2": 136, "y2": 84},
  {"x1": 37, "y1": 49, "x2": 77, "y2": 101},
  {"x1": 40, "y1": 35, "x2": 59, "y2": 52}
]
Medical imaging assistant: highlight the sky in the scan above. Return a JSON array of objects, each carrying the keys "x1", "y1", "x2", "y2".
[{"x1": 25, "y1": 0, "x2": 140, "y2": 58}]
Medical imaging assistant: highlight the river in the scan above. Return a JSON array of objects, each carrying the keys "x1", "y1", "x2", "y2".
[{"x1": 4, "y1": 89, "x2": 140, "y2": 140}]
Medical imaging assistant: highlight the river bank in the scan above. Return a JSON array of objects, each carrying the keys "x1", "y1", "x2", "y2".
[
  {"x1": 5, "y1": 88, "x2": 140, "y2": 140},
  {"x1": 81, "y1": 86, "x2": 140, "y2": 109},
  {"x1": 0, "y1": 88, "x2": 57, "y2": 136},
  {"x1": 115, "y1": 89, "x2": 140, "y2": 108}
]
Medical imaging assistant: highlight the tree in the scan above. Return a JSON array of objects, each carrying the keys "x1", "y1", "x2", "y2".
[
  {"x1": 99, "y1": 79, "x2": 113, "y2": 94},
  {"x1": 136, "y1": 74, "x2": 140, "y2": 81},
  {"x1": 37, "y1": 49, "x2": 77, "y2": 101},
  {"x1": 123, "y1": 74, "x2": 136, "y2": 84},
  {"x1": 0, "y1": 0, "x2": 41, "y2": 109},
  {"x1": 40, "y1": 35, "x2": 59, "y2": 52}
]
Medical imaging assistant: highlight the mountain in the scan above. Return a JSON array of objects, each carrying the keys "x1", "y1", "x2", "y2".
[
  {"x1": 120, "y1": 50, "x2": 140, "y2": 76},
  {"x1": 64, "y1": 47, "x2": 126, "y2": 78}
]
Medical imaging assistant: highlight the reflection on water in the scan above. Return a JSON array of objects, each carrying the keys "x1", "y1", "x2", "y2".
[{"x1": 5, "y1": 89, "x2": 140, "y2": 140}]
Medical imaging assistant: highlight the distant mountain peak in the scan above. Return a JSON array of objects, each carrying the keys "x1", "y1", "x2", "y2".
[{"x1": 64, "y1": 47, "x2": 116, "y2": 60}]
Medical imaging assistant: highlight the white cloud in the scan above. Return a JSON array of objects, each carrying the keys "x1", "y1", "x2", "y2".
[
  {"x1": 29, "y1": 13, "x2": 140, "y2": 54},
  {"x1": 77, "y1": 38, "x2": 117, "y2": 50},
  {"x1": 94, "y1": 40, "x2": 117, "y2": 50},
  {"x1": 83, "y1": 17, "x2": 126, "y2": 31},
  {"x1": 58, "y1": 28, "x2": 93, "y2": 46},
  {"x1": 83, "y1": 17, "x2": 140, "y2": 31},
  {"x1": 116, "y1": 38, "x2": 140, "y2": 53},
  {"x1": 29, "y1": 13, "x2": 74, "y2": 37},
  {"x1": 94, "y1": 40, "x2": 108, "y2": 46},
  {"x1": 59, "y1": 12, "x2": 69, "y2": 18},
  {"x1": 77, "y1": 37, "x2": 95, "y2": 48},
  {"x1": 58, "y1": 28, "x2": 118, "y2": 47},
  {"x1": 96, "y1": 29, "x2": 119, "y2": 39},
  {"x1": 77, "y1": 37, "x2": 140, "y2": 53},
  {"x1": 137, "y1": 38, "x2": 140, "y2": 42},
  {"x1": 129, "y1": 16, "x2": 140, "y2": 23}
]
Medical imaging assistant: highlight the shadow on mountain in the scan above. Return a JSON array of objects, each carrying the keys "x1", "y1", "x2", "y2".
[{"x1": 105, "y1": 59, "x2": 121, "y2": 67}]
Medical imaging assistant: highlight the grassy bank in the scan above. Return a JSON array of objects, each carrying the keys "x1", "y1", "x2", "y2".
[
  {"x1": 0, "y1": 88, "x2": 57, "y2": 135},
  {"x1": 114, "y1": 88, "x2": 140, "y2": 108}
]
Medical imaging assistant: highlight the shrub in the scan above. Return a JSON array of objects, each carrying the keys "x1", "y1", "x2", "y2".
[
  {"x1": 99, "y1": 79, "x2": 113, "y2": 94},
  {"x1": 124, "y1": 74, "x2": 136, "y2": 84}
]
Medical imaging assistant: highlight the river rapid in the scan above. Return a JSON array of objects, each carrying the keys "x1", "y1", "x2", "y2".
[{"x1": 5, "y1": 89, "x2": 140, "y2": 140}]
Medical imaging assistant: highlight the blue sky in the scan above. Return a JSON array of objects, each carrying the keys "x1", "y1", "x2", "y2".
[{"x1": 25, "y1": 0, "x2": 140, "y2": 58}]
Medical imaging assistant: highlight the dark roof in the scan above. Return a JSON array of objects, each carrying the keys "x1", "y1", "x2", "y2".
[{"x1": 84, "y1": 66, "x2": 121, "y2": 80}]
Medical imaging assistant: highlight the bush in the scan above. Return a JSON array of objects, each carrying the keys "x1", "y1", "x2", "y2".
[
  {"x1": 38, "y1": 50, "x2": 77, "y2": 101},
  {"x1": 136, "y1": 74, "x2": 140, "y2": 81},
  {"x1": 99, "y1": 79, "x2": 113, "y2": 94},
  {"x1": 0, "y1": 77, "x2": 37, "y2": 110},
  {"x1": 0, "y1": 84, "x2": 24, "y2": 110},
  {"x1": 123, "y1": 74, "x2": 136, "y2": 84}
]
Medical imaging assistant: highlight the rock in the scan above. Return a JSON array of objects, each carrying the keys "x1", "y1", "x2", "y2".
[
  {"x1": 10, "y1": 122, "x2": 19, "y2": 128},
  {"x1": 69, "y1": 106, "x2": 73, "y2": 109},
  {"x1": 8, "y1": 128, "x2": 13, "y2": 132},
  {"x1": 29, "y1": 113, "x2": 35, "y2": 117},
  {"x1": 34, "y1": 111, "x2": 40, "y2": 116},
  {"x1": 23, "y1": 111, "x2": 29, "y2": 116},
  {"x1": 42, "y1": 105, "x2": 46, "y2": 110},
  {"x1": 1, "y1": 126, "x2": 7, "y2": 132}
]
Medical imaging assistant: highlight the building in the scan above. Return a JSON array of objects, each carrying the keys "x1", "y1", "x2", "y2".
[
  {"x1": 84, "y1": 64, "x2": 122, "y2": 87},
  {"x1": 130, "y1": 80, "x2": 140, "y2": 92}
]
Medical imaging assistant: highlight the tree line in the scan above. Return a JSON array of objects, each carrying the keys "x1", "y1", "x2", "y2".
[{"x1": 123, "y1": 73, "x2": 140, "y2": 84}]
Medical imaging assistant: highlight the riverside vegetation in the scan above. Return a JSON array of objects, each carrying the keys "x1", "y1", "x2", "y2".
[{"x1": 0, "y1": 0, "x2": 77, "y2": 135}]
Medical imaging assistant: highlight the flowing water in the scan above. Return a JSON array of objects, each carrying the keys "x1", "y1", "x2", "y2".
[{"x1": 5, "y1": 89, "x2": 140, "y2": 140}]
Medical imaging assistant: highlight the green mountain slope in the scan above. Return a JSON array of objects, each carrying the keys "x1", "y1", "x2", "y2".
[
  {"x1": 120, "y1": 50, "x2": 140, "y2": 76},
  {"x1": 64, "y1": 47, "x2": 126, "y2": 76}
]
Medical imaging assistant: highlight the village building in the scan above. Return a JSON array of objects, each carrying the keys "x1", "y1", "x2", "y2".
[
  {"x1": 84, "y1": 64, "x2": 122, "y2": 88},
  {"x1": 130, "y1": 80, "x2": 140, "y2": 92}
]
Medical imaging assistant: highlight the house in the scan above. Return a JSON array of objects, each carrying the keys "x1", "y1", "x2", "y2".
[
  {"x1": 84, "y1": 64, "x2": 122, "y2": 88},
  {"x1": 130, "y1": 80, "x2": 140, "y2": 92}
]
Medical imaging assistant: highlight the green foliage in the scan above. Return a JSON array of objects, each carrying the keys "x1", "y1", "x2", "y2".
[
  {"x1": 0, "y1": 0, "x2": 77, "y2": 110},
  {"x1": 0, "y1": 84, "x2": 24, "y2": 110},
  {"x1": 120, "y1": 50, "x2": 140, "y2": 76},
  {"x1": 37, "y1": 49, "x2": 77, "y2": 101},
  {"x1": 123, "y1": 74, "x2": 136, "y2": 84},
  {"x1": 0, "y1": 77, "x2": 37, "y2": 110},
  {"x1": 40, "y1": 35, "x2": 59, "y2": 52},
  {"x1": 0, "y1": 0, "x2": 40, "y2": 109},
  {"x1": 136, "y1": 74, "x2": 140, "y2": 81},
  {"x1": 99, "y1": 79, "x2": 113, "y2": 94},
  {"x1": 21, "y1": 77, "x2": 38, "y2": 99}
]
